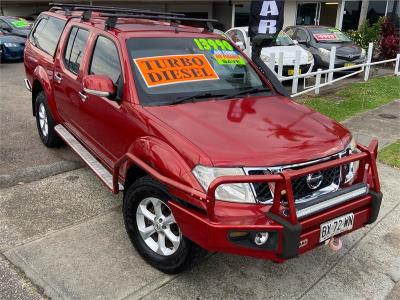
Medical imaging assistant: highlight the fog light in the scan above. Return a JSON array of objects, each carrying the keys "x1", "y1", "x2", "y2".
[
  {"x1": 229, "y1": 231, "x2": 249, "y2": 238},
  {"x1": 254, "y1": 232, "x2": 269, "y2": 245}
]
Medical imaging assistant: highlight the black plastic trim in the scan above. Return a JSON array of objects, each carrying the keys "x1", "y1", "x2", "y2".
[
  {"x1": 267, "y1": 212, "x2": 301, "y2": 259},
  {"x1": 366, "y1": 191, "x2": 382, "y2": 224}
]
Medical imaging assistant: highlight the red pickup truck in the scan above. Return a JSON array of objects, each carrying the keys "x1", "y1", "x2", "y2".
[{"x1": 24, "y1": 4, "x2": 382, "y2": 274}]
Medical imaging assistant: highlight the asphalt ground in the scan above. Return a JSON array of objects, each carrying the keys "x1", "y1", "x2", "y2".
[{"x1": 0, "y1": 62, "x2": 399, "y2": 300}]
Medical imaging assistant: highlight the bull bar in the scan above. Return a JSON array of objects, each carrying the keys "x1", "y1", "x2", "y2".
[{"x1": 113, "y1": 139, "x2": 382, "y2": 259}]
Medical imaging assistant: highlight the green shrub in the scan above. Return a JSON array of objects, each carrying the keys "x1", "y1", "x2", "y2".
[{"x1": 346, "y1": 17, "x2": 384, "y2": 50}]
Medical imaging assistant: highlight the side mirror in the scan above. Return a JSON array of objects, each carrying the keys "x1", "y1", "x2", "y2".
[
  {"x1": 235, "y1": 41, "x2": 245, "y2": 50},
  {"x1": 83, "y1": 75, "x2": 116, "y2": 99},
  {"x1": 293, "y1": 40, "x2": 299, "y2": 45}
]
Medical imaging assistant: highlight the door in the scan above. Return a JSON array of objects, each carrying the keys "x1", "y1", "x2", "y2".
[
  {"x1": 78, "y1": 35, "x2": 132, "y2": 164},
  {"x1": 319, "y1": 2, "x2": 339, "y2": 27},
  {"x1": 53, "y1": 25, "x2": 90, "y2": 133}
]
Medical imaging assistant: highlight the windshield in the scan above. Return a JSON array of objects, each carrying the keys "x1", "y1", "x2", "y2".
[
  {"x1": 127, "y1": 37, "x2": 271, "y2": 106},
  {"x1": 274, "y1": 32, "x2": 295, "y2": 46},
  {"x1": 310, "y1": 28, "x2": 352, "y2": 43},
  {"x1": 6, "y1": 17, "x2": 32, "y2": 29}
]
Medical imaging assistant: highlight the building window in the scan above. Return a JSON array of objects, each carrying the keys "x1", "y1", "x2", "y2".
[
  {"x1": 234, "y1": 3, "x2": 250, "y2": 27},
  {"x1": 343, "y1": 1, "x2": 362, "y2": 31},
  {"x1": 386, "y1": 0, "x2": 400, "y2": 29},
  {"x1": 367, "y1": 1, "x2": 388, "y2": 24}
]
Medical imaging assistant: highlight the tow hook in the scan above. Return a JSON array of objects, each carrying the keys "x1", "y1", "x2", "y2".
[{"x1": 327, "y1": 237, "x2": 343, "y2": 251}]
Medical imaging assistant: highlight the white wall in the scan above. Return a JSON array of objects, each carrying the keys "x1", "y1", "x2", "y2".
[{"x1": 283, "y1": 1, "x2": 297, "y2": 29}]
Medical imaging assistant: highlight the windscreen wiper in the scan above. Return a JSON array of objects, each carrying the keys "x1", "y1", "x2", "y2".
[
  {"x1": 222, "y1": 87, "x2": 270, "y2": 99},
  {"x1": 169, "y1": 93, "x2": 226, "y2": 105}
]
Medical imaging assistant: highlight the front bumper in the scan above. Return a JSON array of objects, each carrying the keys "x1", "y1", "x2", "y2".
[
  {"x1": 274, "y1": 63, "x2": 313, "y2": 76},
  {"x1": 0, "y1": 46, "x2": 24, "y2": 61},
  {"x1": 114, "y1": 140, "x2": 381, "y2": 262},
  {"x1": 169, "y1": 140, "x2": 381, "y2": 261},
  {"x1": 317, "y1": 56, "x2": 365, "y2": 73},
  {"x1": 170, "y1": 190, "x2": 381, "y2": 261}
]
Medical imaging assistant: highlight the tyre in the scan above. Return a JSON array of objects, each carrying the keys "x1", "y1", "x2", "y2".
[
  {"x1": 123, "y1": 176, "x2": 205, "y2": 274},
  {"x1": 35, "y1": 91, "x2": 62, "y2": 147}
]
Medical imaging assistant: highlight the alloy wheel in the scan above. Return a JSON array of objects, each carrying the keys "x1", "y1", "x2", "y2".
[
  {"x1": 136, "y1": 197, "x2": 182, "y2": 256},
  {"x1": 38, "y1": 102, "x2": 48, "y2": 137}
]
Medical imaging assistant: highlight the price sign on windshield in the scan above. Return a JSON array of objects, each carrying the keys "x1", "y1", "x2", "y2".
[{"x1": 313, "y1": 33, "x2": 337, "y2": 41}]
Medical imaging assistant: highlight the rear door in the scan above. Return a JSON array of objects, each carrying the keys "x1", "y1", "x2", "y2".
[
  {"x1": 25, "y1": 15, "x2": 66, "y2": 93},
  {"x1": 53, "y1": 24, "x2": 90, "y2": 133}
]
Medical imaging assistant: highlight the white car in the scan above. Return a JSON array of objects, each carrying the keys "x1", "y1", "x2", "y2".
[{"x1": 226, "y1": 27, "x2": 314, "y2": 76}]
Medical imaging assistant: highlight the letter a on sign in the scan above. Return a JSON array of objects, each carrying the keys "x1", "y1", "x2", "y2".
[{"x1": 248, "y1": 0, "x2": 285, "y2": 38}]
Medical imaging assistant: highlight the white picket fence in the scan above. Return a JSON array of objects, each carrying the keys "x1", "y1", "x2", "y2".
[{"x1": 263, "y1": 42, "x2": 400, "y2": 97}]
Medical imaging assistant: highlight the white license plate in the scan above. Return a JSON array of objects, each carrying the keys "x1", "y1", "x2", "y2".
[{"x1": 319, "y1": 213, "x2": 354, "y2": 243}]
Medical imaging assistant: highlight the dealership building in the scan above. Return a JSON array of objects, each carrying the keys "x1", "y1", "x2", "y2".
[{"x1": 1, "y1": 0, "x2": 399, "y2": 31}]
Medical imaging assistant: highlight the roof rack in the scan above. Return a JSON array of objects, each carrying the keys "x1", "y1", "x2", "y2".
[
  {"x1": 99, "y1": 13, "x2": 219, "y2": 31},
  {"x1": 49, "y1": 3, "x2": 185, "y2": 17},
  {"x1": 48, "y1": 3, "x2": 220, "y2": 32}
]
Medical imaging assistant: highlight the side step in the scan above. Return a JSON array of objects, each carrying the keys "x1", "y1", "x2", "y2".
[{"x1": 55, "y1": 125, "x2": 123, "y2": 192}]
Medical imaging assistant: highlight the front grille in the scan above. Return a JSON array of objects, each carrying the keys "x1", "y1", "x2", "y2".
[
  {"x1": 248, "y1": 170, "x2": 273, "y2": 202},
  {"x1": 291, "y1": 166, "x2": 340, "y2": 199},
  {"x1": 336, "y1": 54, "x2": 360, "y2": 61},
  {"x1": 246, "y1": 153, "x2": 347, "y2": 203},
  {"x1": 274, "y1": 64, "x2": 312, "y2": 74}
]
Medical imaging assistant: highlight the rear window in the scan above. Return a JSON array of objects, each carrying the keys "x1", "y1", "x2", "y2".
[
  {"x1": 30, "y1": 16, "x2": 65, "y2": 56},
  {"x1": 127, "y1": 37, "x2": 270, "y2": 106},
  {"x1": 310, "y1": 28, "x2": 352, "y2": 43}
]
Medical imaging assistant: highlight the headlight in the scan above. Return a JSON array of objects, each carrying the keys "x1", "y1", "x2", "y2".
[
  {"x1": 3, "y1": 42, "x2": 18, "y2": 47},
  {"x1": 192, "y1": 165, "x2": 256, "y2": 203},
  {"x1": 318, "y1": 48, "x2": 331, "y2": 58},
  {"x1": 344, "y1": 136, "x2": 359, "y2": 184},
  {"x1": 307, "y1": 52, "x2": 313, "y2": 62},
  {"x1": 360, "y1": 49, "x2": 366, "y2": 59}
]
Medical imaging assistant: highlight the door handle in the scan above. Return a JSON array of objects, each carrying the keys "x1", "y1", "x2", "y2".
[
  {"x1": 79, "y1": 91, "x2": 88, "y2": 101},
  {"x1": 54, "y1": 73, "x2": 63, "y2": 83}
]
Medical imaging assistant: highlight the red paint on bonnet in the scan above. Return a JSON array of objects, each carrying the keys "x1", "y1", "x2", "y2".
[{"x1": 145, "y1": 95, "x2": 351, "y2": 167}]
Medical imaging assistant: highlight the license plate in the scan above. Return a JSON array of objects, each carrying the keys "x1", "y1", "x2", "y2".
[
  {"x1": 319, "y1": 213, "x2": 354, "y2": 243},
  {"x1": 288, "y1": 69, "x2": 302, "y2": 75},
  {"x1": 344, "y1": 63, "x2": 354, "y2": 67}
]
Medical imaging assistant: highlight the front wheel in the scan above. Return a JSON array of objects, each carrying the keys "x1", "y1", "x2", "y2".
[
  {"x1": 123, "y1": 176, "x2": 205, "y2": 274},
  {"x1": 35, "y1": 91, "x2": 61, "y2": 147}
]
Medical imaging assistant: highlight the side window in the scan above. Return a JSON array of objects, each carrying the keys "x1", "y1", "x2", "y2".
[
  {"x1": 235, "y1": 30, "x2": 246, "y2": 45},
  {"x1": 64, "y1": 27, "x2": 90, "y2": 75},
  {"x1": 0, "y1": 20, "x2": 11, "y2": 30},
  {"x1": 30, "y1": 16, "x2": 65, "y2": 56},
  {"x1": 89, "y1": 36, "x2": 122, "y2": 86},
  {"x1": 296, "y1": 29, "x2": 308, "y2": 42},
  {"x1": 285, "y1": 28, "x2": 296, "y2": 38},
  {"x1": 227, "y1": 30, "x2": 245, "y2": 45}
]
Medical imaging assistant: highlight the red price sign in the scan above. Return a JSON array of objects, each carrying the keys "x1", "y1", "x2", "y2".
[{"x1": 313, "y1": 33, "x2": 337, "y2": 41}]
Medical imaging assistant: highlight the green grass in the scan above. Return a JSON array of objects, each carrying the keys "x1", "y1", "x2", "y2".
[
  {"x1": 379, "y1": 140, "x2": 400, "y2": 169},
  {"x1": 302, "y1": 76, "x2": 400, "y2": 121}
]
